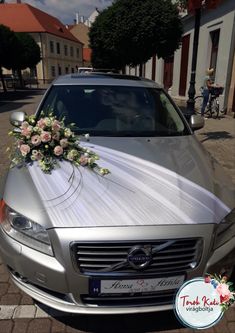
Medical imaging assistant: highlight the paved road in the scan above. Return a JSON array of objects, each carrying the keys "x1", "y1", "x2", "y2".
[{"x1": 0, "y1": 90, "x2": 234, "y2": 332}]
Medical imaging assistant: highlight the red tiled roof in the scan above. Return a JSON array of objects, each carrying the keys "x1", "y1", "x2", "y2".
[
  {"x1": 0, "y1": 3, "x2": 82, "y2": 44},
  {"x1": 83, "y1": 48, "x2": 92, "y2": 62}
]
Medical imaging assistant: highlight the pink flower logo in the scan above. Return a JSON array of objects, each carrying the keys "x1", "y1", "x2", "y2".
[{"x1": 216, "y1": 283, "x2": 233, "y2": 304}]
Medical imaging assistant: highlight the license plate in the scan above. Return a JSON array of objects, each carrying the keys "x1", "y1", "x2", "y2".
[{"x1": 90, "y1": 275, "x2": 185, "y2": 295}]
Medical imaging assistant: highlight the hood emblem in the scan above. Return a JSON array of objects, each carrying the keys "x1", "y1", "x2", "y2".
[{"x1": 127, "y1": 245, "x2": 152, "y2": 270}]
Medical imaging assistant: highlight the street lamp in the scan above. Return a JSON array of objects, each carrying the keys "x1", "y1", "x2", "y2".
[
  {"x1": 186, "y1": 0, "x2": 203, "y2": 115},
  {"x1": 186, "y1": 3, "x2": 202, "y2": 115}
]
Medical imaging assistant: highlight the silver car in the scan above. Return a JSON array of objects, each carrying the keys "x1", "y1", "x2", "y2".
[{"x1": 0, "y1": 73, "x2": 234, "y2": 314}]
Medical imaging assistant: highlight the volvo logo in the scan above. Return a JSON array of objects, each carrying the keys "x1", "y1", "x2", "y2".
[{"x1": 127, "y1": 245, "x2": 152, "y2": 270}]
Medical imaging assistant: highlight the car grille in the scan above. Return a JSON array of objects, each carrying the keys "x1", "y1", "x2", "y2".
[{"x1": 71, "y1": 238, "x2": 202, "y2": 276}]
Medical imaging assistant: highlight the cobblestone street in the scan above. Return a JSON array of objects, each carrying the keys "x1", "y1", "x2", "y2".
[{"x1": 0, "y1": 90, "x2": 234, "y2": 332}]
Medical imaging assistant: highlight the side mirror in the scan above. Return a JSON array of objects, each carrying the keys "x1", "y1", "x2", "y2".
[
  {"x1": 10, "y1": 111, "x2": 26, "y2": 127},
  {"x1": 189, "y1": 114, "x2": 204, "y2": 131}
]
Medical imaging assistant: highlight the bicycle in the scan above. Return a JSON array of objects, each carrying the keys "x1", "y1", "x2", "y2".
[{"x1": 194, "y1": 86, "x2": 224, "y2": 119}]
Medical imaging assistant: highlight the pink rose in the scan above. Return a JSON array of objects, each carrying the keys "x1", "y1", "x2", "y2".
[
  {"x1": 41, "y1": 131, "x2": 51, "y2": 143},
  {"x1": 31, "y1": 135, "x2": 41, "y2": 146},
  {"x1": 20, "y1": 121, "x2": 29, "y2": 129},
  {"x1": 60, "y1": 138, "x2": 68, "y2": 148},
  {"x1": 54, "y1": 145, "x2": 63, "y2": 156},
  {"x1": 20, "y1": 144, "x2": 30, "y2": 156},
  {"x1": 52, "y1": 132, "x2": 60, "y2": 141},
  {"x1": 79, "y1": 155, "x2": 88, "y2": 166},
  {"x1": 21, "y1": 126, "x2": 32, "y2": 138},
  {"x1": 37, "y1": 118, "x2": 46, "y2": 129},
  {"x1": 52, "y1": 120, "x2": 61, "y2": 132}
]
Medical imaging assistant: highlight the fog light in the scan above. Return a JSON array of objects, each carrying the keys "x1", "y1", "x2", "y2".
[{"x1": 11, "y1": 216, "x2": 32, "y2": 230}]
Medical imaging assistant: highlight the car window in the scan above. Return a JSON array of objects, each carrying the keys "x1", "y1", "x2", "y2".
[{"x1": 38, "y1": 85, "x2": 189, "y2": 136}]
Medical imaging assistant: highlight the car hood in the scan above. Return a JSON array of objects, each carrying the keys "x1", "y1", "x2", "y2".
[{"x1": 4, "y1": 136, "x2": 234, "y2": 228}]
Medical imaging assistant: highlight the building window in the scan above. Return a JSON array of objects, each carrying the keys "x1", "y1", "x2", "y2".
[
  {"x1": 51, "y1": 66, "x2": 56, "y2": 77},
  {"x1": 76, "y1": 48, "x2": 80, "y2": 58},
  {"x1": 50, "y1": 41, "x2": 54, "y2": 53},
  {"x1": 71, "y1": 67, "x2": 74, "y2": 73},
  {"x1": 56, "y1": 42, "x2": 60, "y2": 54},
  {"x1": 65, "y1": 67, "x2": 69, "y2": 74},
  {"x1": 70, "y1": 46, "x2": 74, "y2": 57},
  {"x1": 210, "y1": 29, "x2": 220, "y2": 77},
  {"x1": 64, "y1": 45, "x2": 68, "y2": 56},
  {"x1": 58, "y1": 65, "x2": 62, "y2": 75}
]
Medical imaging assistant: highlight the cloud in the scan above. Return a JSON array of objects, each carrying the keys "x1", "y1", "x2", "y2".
[{"x1": 7, "y1": 0, "x2": 113, "y2": 24}]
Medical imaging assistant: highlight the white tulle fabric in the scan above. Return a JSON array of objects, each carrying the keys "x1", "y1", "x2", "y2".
[{"x1": 28, "y1": 144, "x2": 230, "y2": 227}]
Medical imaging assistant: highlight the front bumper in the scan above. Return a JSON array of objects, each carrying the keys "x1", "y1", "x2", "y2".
[{"x1": 0, "y1": 224, "x2": 234, "y2": 314}]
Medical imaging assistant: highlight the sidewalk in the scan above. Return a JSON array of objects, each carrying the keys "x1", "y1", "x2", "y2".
[{"x1": 195, "y1": 115, "x2": 235, "y2": 184}]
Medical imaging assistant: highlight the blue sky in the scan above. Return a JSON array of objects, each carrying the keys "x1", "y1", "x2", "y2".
[{"x1": 7, "y1": 0, "x2": 113, "y2": 24}]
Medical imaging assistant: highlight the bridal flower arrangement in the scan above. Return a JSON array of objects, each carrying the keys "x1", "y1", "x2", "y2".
[
  {"x1": 205, "y1": 274, "x2": 235, "y2": 312},
  {"x1": 9, "y1": 113, "x2": 110, "y2": 175}
]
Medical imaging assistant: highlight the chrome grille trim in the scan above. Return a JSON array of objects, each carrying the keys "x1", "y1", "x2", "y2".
[
  {"x1": 81, "y1": 290, "x2": 175, "y2": 307},
  {"x1": 71, "y1": 238, "x2": 202, "y2": 276}
]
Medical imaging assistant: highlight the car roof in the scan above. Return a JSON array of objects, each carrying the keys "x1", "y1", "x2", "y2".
[{"x1": 53, "y1": 73, "x2": 162, "y2": 88}]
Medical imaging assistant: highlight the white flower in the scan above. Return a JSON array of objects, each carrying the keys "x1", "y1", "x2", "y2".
[
  {"x1": 67, "y1": 149, "x2": 78, "y2": 161},
  {"x1": 60, "y1": 138, "x2": 68, "y2": 148},
  {"x1": 64, "y1": 128, "x2": 73, "y2": 138}
]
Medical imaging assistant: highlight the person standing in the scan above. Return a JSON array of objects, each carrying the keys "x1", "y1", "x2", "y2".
[{"x1": 201, "y1": 68, "x2": 214, "y2": 117}]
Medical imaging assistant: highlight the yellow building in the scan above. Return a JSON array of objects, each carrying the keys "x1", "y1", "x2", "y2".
[{"x1": 0, "y1": 3, "x2": 84, "y2": 84}]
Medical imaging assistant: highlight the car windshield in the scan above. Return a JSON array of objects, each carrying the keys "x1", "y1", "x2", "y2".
[{"x1": 38, "y1": 85, "x2": 189, "y2": 136}]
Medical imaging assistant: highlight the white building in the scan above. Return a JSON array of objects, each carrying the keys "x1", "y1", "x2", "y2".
[{"x1": 128, "y1": 0, "x2": 235, "y2": 114}]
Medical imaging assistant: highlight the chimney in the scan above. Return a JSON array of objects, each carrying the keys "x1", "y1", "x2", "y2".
[
  {"x1": 75, "y1": 12, "x2": 79, "y2": 24},
  {"x1": 80, "y1": 16, "x2": 84, "y2": 23},
  {"x1": 16, "y1": 0, "x2": 21, "y2": 3}
]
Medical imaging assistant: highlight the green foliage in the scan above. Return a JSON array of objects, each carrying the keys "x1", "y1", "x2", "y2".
[
  {"x1": 89, "y1": 0, "x2": 183, "y2": 69},
  {"x1": 0, "y1": 25, "x2": 40, "y2": 71},
  {"x1": 0, "y1": 24, "x2": 18, "y2": 69},
  {"x1": 13, "y1": 33, "x2": 41, "y2": 70}
]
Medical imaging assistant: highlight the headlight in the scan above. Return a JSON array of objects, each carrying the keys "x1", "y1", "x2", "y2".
[
  {"x1": 213, "y1": 208, "x2": 235, "y2": 249},
  {"x1": 0, "y1": 203, "x2": 53, "y2": 256}
]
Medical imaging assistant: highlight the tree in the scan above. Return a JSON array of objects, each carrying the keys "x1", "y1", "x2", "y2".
[
  {"x1": 13, "y1": 33, "x2": 41, "y2": 86},
  {"x1": 89, "y1": 0, "x2": 183, "y2": 71},
  {"x1": 0, "y1": 24, "x2": 18, "y2": 92},
  {"x1": 0, "y1": 26, "x2": 41, "y2": 91}
]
